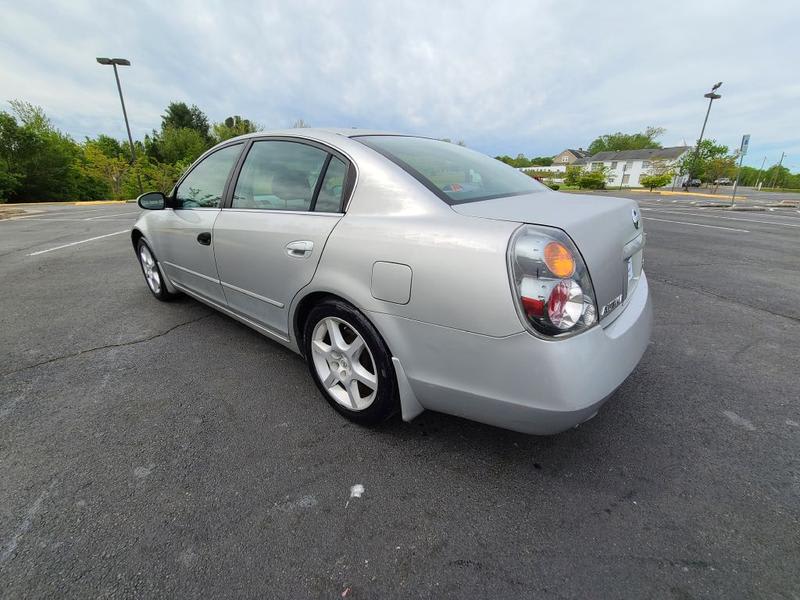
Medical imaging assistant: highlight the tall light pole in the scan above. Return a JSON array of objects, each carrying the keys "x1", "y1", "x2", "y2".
[
  {"x1": 96, "y1": 57, "x2": 143, "y2": 194},
  {"x1": 768, "y1": 152, "x2": 786, "y2": 189},
  {"x1": 689, "y1": 81, "x2": 723, "y2": 183}
]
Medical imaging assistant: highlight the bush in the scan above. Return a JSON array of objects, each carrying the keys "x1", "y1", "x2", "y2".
[
  {"x1": 639, "y1": 173, "x2": 672, "y2": 191},
  {"x1": 546, "y1": 182, "x2": 560, "y2": 190},
  {"x1": 578, "y1": 169, "x2": 606, "y2": 189},
  {"x1": 564, "y1": 166, "x2": 582, "y2": 187}
]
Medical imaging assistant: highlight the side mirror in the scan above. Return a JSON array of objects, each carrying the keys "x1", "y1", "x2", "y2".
[{"x1": 137, "y1": 191, "x2": 166, "y2": 210}]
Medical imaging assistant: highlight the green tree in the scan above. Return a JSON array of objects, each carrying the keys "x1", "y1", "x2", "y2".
[
  {"x1": 79, "y1": 142, "x2": 129, "y2": 198},
  {"x1": 564, "y1": 165, "x2": 582, "y2": 187},
  {"x1": 156, "y1": 127, "x2": 208, "y2": 165},
  {"x1": 212, "y1": 115, "x2": 259, "y2": 142},
  {"x1": 162, "y1": 102, "x2": 211, "y2": 142},
  {"x1": 1, "y1": 100, "x2": 89, "y2": 201},
  {"x1": 678, "y1": 139, "x2": 729, "y2": 182},
  {"x1": 90, "y1": 134, "x2": 127, "y2": 159},
  {"x1": 122, "y1": 157, "x2": 184, "y2": 198},
  {"x1": 639, "y1": 173, "x2": 672, "y2": 191},
  {"x1": 0, "y1": 112, "x2": 25, "y2": 201},
  {"x1": 587, "y1": 126, "x2": 665, "y2": 154}
]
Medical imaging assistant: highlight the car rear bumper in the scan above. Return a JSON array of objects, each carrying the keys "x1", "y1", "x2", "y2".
[{"x1": 369, "y1": 271, "x2": 653, "y2": 435}]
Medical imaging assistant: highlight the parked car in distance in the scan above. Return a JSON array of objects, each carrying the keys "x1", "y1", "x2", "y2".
[
  {"x1": 132, "y1": 130, "x2": 652, "y2": 435},
  {"x1": 685, "y1": 178, "x2": 702, "y2": 187},
  {"x1": 714, "y1": 177, "x2": 733, "y2": 185}
]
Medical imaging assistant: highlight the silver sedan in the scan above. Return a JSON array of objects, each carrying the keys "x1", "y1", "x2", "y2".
[{"x1": 132, "y1": 130, "x2": 652, "y2": 434}]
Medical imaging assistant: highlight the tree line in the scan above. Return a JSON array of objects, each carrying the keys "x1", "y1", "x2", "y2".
[{"x1": 0, "y1": 100, "x2": 264, "y2": 203}]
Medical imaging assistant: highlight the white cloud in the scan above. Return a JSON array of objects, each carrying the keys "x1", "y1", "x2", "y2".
[{"x1": 1, "y1": 0, "x2": 798, "y2": 169}]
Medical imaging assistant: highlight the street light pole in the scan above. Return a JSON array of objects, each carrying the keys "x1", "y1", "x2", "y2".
[
  {"x1": 96, "y1": 57, "x2": 143, "y2": 194},
  {"x1": 768, "y1": 152, "x2": 786, "y2": 189},
  {"x1": 690, "y1": 82, "x2": 723, "y2": 183}
]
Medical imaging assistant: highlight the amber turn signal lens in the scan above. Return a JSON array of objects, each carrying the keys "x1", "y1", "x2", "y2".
[{"x1": 543, "y1": 241, "x2": 575, "y2": 278}]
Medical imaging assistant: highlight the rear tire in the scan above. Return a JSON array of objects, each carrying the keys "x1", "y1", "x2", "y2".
[
  {"x1": 136, "y1": 239, "x2": 180, "y2": 301},
  {"x1": 304, "y1": 299, "x2": 398, "y2": 425}
]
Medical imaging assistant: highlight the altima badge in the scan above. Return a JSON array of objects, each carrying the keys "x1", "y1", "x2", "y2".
[
  {"x1": 600, "y1": 294, "x2": 623, "y2": 317},
  {"x1": 632, "y1": 208, "x2": 640, "y2": 229}
]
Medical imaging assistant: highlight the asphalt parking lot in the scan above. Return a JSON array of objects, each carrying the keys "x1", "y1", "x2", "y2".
[{"x1": 1, "y1": 195, "x2": 798, "y2": 599}]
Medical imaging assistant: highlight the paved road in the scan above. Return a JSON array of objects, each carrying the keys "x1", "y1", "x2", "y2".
[{"x1": 0, "y1": 201, "x2": 798, "y2": 599}]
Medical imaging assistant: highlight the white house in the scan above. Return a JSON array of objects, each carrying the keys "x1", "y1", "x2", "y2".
[{"x1": 574, "y1": 146, "x2": 691, "y2": 188}]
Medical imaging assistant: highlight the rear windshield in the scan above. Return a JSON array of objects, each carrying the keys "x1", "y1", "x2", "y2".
[{"x1": 355, "y1": 135, "x2": 545, "y2": 204}]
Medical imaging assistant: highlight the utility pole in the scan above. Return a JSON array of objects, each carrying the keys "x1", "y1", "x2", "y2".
[
  {"x1": 96, "y1": 57, "x2": 143, "y2": 194},
  {"x1": 768, "y1": 152, "x2": 786, "y2": 189},
  {"x1": 754, "y1": 156, "x2": 767, "y2": 189}
]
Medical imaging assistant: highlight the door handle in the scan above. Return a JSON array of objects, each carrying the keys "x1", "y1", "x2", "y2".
[
  {"x1": 286, "y1": 240, "x2": 314, "y2": 258},
  {"x1": 197, "y1": 232, "x2": 212, "y2": 246}
]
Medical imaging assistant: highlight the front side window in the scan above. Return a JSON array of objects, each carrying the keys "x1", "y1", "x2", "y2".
[
  {"x1": 174, "y1": 144, "x2": 242, "y2": 208},
  {"x1": 232, "y1": 141, "x2": 328, "y2": 211},
  {"x1": 355, "y1": 136, "x2": 544, "y2": 205}
]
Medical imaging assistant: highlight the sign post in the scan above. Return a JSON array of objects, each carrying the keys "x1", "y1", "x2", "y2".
[{"x1": 730, "y1": 134, "x2": 749, "y2": 206}]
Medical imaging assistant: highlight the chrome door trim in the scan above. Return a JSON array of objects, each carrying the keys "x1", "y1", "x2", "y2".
[
  {"x1": 171, "y1": 281, "x2": 291, "y2": 343},
  {"x1": 221, "y1": 209, "x2": 344, "y2": 217},
  {"x1": 220, "y1": 280, "x2": 285, "y2": 308},
  {"x1": 162, "y1": 261, "x2": 220, "y2": 284}
]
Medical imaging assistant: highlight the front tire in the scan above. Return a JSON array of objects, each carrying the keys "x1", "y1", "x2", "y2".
[
  {"x1": 304, "y1": 299, "x2": 398, "y2": 425},
  {"x1": 136, "y1": 239, "x2": 179, "y2": 301}
]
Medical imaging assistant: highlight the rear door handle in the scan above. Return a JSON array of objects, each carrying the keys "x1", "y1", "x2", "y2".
[
  {"x1": 197, "y1": 232, "x2": 211, "y2": 246},
  {"x1": 286, "y1": 240, "x2": 313, "y2": 258}
]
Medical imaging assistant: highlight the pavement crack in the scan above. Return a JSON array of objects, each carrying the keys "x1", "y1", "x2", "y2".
[
  {"x1": 650, "y1": 276, "x2": 800, "y2": 324},
  {"x1": 0, "y1": 312, "x2": 214, "y2": 378}
]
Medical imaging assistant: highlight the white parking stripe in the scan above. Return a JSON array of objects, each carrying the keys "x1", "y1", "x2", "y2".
[
  {"x1": 642, "y1": 208, "x2": 800, "y2": 228},
  {"x1": 27, "y1": 230, "x2": 129, "y2": 256},
  {"x1": 84, "y1": 211, "x2": 140, "y2": 220},
  {"x1": 644, "y1": 217, "x2": 749, "y2": 233}
]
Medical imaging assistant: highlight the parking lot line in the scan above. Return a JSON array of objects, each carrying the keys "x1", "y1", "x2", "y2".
[
  {"x1": 27, "y1": 230, "x2": 129, "y2": 256},
  {"x1": 641, "y1": 208, "x2": 800, "y2": 228},
  {"x1": 644, "y1": 217, "x2": 749, "y2": 233},
  {"x1": 84, "y1": 211, "x2": 140, "y2": 220}
]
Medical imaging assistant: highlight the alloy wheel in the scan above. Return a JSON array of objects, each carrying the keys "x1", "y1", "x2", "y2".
[
  {"x1": 310, "y1": 317, "x2": 378, "y2": 411},
  {"x1": 139, "y1": 245, "x2": 162, "y2": 295}
]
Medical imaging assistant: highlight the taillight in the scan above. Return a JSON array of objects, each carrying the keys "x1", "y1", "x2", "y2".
[{"x1": 507, "y1": 225, "x2": 597, "y2": 338}]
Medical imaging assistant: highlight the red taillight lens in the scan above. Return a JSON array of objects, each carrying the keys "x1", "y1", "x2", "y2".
[{"x1": 508, "y1": 225, "x2": 597, "y2": 338}]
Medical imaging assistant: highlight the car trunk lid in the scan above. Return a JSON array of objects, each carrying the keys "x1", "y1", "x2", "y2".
[{"x1": 451, "y1": 191, "x2": 644, "y2": 323}]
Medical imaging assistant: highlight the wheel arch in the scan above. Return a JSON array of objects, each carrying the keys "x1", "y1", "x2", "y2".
[{"x1": 131, "y1": 227, "x2": 144, "y2": 250}]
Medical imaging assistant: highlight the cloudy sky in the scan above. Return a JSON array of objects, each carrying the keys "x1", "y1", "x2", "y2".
[{"x1": 2, "y1": 0, "x2": 798, "y2": 170}]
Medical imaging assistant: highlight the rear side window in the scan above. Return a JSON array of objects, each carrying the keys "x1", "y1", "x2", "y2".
[
  {"x1": 315, "y1": 157, "x2": 347, "y2": 212},
  {"x1": 232, "y1": 141, "x2": 328, "y2": 211},
  {"x1": 355, "y1": 135, "x2": 545, "y2": 204}
]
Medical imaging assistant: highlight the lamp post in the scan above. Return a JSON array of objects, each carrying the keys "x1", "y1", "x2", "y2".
[
  {"x1": 96, "y1": 57, "x2": 143, "y2": 194},
  {"x1": 689, "y1": 82, "x2": 723, "y2": 183}
]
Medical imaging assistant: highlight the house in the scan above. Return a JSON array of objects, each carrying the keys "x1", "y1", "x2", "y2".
[
  {"x1": 552, "y1": 148, "x2": 591, "y2": 166},
  {"x1": 573, "y1": 146, "x2": 691, "y2": 188},
  {"x1": 517, "y1": 148, "x2": 591, "y2": 181}
]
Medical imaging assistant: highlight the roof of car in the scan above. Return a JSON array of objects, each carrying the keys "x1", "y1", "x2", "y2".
[{"x1": 228, "y1": 128, "x2": 405, "y2": 142}]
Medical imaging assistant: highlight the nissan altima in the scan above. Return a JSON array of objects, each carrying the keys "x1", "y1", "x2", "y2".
[{"x1": 132, "y1": 130, "x2": 652, "y2": 434}]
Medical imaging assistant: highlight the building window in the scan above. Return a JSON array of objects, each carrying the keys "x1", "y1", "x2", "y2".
[
  {"x1": 562, "y1": 156, "x2": 569, "y2": 162},
  {"x1": 591, "y1": 162, "x2": 603, "y2": 171},
  {"x1": 625, "y1": 161, "x2": 634, "y2": 170},
  {"x1": 611, "y1": 161, "x2": 618, "y2": 169},
  {"x1": 642, "y1": 161, "x2": 651, "y2": 169},
  {"x1": 622, "y1": 174, "x2": 630, "y2": 185}
]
